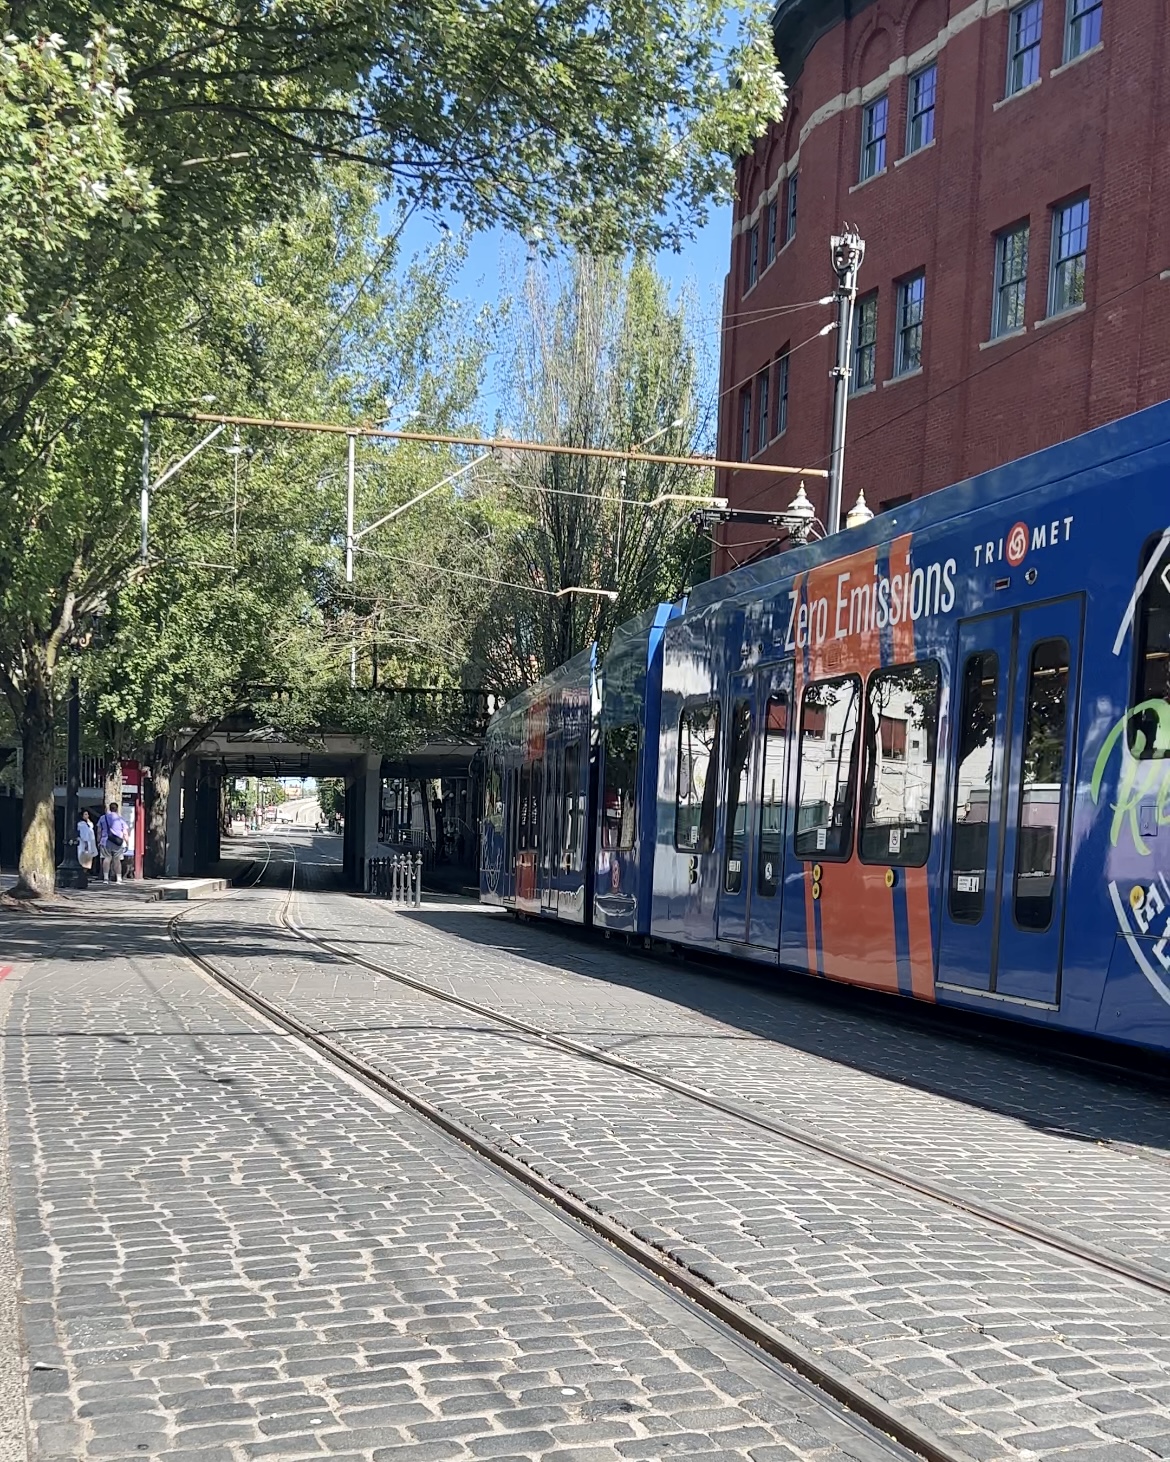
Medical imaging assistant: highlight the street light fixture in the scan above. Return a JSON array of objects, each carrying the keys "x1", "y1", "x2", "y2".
[
  {"x1": 845, "y1": 488, "x2": 875, "y2": 530},
  {"x1": 826, "y1": 229, "x2": 866, "y2": 537}
]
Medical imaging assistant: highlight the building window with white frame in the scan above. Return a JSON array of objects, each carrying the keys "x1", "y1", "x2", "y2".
[
  {"x1": 852, "y1": 292, "x2": 878, "y2": 391},
  {"x1": 738, "y1": 388, "x2": 752, "y2": 460},
  {"x1": 895, "y1": 273, "x2": 925, "y2": 375},
  {"x1": 765, "y1": 201, "x2": 778, "y2": 266},
  {"x1": 774, "y1": 352, "x2": 790, "y2": 437},
  {"x1": 860, "y1": 97, "x2": 888, "y2": 181},
  {"x1": 1064, "y1": 0, "x2": 1101, "y2": 60},
  {"x1": 755, "y1": 371, "x2": 770, "y2": 455},
  {"x1": 1006, "y1": 0, "x2": 1043, "y2": 95},
  {"x1": 1049, "y1": 196, "x2": 1089, "y2": 315},
  {"x1": 906, "y1": 64, "x2": 937, "y2": 153},
  {"x1": 993, "y1": 223, "x2": 1029, "y2": 336},
  {"x1": 784, "y1": 172, "x2": 798, "y2": 244}
]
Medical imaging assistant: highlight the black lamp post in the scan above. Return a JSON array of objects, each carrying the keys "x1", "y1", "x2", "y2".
[{"x1": 56, "y1": 677, "x2": 88, "y2": 889}]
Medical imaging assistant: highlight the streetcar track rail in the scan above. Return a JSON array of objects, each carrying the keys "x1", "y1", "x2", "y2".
[
  {"x1": 275, "y1": 886, "x2": 1170, "y2": 1305},
  {"x1": 166, "y1": 859, "x2": 956, "y2": 1462}
]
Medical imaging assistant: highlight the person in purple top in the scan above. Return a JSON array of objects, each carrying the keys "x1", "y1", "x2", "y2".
[{"x1": 97, "y1": 803, "x2": 129, "y2": 884}]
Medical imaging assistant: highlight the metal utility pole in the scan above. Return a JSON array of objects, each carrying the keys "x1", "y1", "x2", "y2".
[
  {"x1": 826, "y1": 229, "x2": 866, "y2": 536},
  {"x1": 345, "y1": 434, "x2": 356, "y2": 688}
]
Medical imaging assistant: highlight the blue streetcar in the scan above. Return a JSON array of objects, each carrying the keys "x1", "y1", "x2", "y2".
[{"x1": 481, "y1": 401, "x2": 1170, "y2": 1051}]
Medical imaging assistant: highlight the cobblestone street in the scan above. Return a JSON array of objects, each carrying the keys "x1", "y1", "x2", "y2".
[
  {"x1": 3, "y1": 829, "x2": 1170, "y2": 1462},
  {"x1": 0, "y1": 880, "x2": 908, "y2": 1462},
  {"x1": 182, "y1": 846, "x2": 1170, "y2": 1462}
]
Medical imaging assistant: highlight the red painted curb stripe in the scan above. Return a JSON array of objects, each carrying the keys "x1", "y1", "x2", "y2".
[{"x1": 0, "y1": 966, "x2": 13, "y2": 981}]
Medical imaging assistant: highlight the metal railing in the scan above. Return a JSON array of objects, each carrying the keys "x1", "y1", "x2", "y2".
[{"x1": 368, "y1": 852, "x2": 423, "y2": 906}]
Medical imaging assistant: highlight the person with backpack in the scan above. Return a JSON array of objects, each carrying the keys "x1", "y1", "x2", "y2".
[{"x1": 98, "y1": 803, "x2": 129, "y2": 884}]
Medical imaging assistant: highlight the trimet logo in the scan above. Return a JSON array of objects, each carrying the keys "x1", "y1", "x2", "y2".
[{"x1": 973, "y1": 514, "x2": 1074, "y2": 567}]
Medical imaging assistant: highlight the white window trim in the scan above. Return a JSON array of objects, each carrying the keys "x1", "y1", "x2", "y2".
[
  {"x1": 849, "y1": 168, "x2": 887, "y2": 194},
  {"x1": 1047, "y1": 199, "x2": 1089, "y2": 317},
  {"x1": 905, "y1": 65, "x2": 938, "y2": 155},
  {"x1": 1005, "y1": 0, "x2": 1044, "y2": 99},
  {"x1": 1062, "y1": 0, "x2": 1103, "y2": 65},
  {"x1": 978, "y1": 328, "x2": 1027, "y2": 350},
  {"x1": 993, "y1": 77, "x2": 1041, "y2": 109},
  {"x1": 1050, "y1": 39, "x2": 1102, "y2": 76},
  {"x1": 1034, "y1": 301, "x2": 1087, "y2": 328},
  {"x1": 895, "y1": 138, "x2": 936, "y2": 167}
]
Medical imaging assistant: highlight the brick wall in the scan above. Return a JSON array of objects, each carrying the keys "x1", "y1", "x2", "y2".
[{"x1": 715, "y1": 0, "x2": 1170, "y2": 573}]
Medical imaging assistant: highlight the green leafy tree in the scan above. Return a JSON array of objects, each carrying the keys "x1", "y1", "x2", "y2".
[
  {"x1": 0, "y1": 0, "x2": 783, "y2": 893},
  {"x1": 467, "y1": 254, "x2": 713, "y2": 692},
  {"x1": 84, "y1": 181, "x2": 490, "y2": 874}
]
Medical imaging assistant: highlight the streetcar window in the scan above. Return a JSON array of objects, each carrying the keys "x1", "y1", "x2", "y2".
[
  {"x1": 602, "y1": 724, "x2": 639, "y2": 851},
  {"x1": 949, "y1": 651, "x2": 998, "y2": 923},
  {"x1": 563, "y1": 739, "x2": 581, "y2": 868},
  {"x1": 860, "y1": 661, "x2": 940, "y2": 867},
  {"x1": 723, "y1": 700, "x2": 753, "y2": 893},
  {"x1": 531, "y1": 759, "x2": 542, "y2": 851},
  {"x1": 794, "y1": 676, "x2": 861, "y2": 860},
  {"x1": 484, "y1": 753, "x2": 502, "y2": 832},
  {"x1": 1014, "y1": 638, "x2": 1069, "y2": 931},
  {"x1": 1131, "y1": 535, "x2": 1170, "y2": 757},
  {"x1": 505, "y1": 766, "x2": 518, "y2": 864},
  {"x1": 518, "y1": 764, "x2": 531, "y2": 850},
  {"x1": 675, "y1": 702, "x2": 721, "y2": 853},
  {"x1": 757, "y1": 695, "x2": 789, "y2": 897}
]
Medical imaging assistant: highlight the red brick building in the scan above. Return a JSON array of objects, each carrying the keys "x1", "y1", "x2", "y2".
[{"x1": 715, "y1": 0, "x2": 1170, "y2": 572}]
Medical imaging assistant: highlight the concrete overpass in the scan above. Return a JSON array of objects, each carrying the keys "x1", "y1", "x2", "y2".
[{"x1": 169, "y1": 729, "x2": 384, "y2": 887}]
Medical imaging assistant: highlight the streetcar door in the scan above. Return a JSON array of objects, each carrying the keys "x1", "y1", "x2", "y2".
[
  {"x1": 993, "y1": 600, "x2": 1082, "y2": 1004},
  {"x1": 542, "y1": 738, "x2": 560, "y2": 912},
  {"x1": 938, "y1": 600, "x2": 1082, "y2": 1005},
  {"x1": 717, "y1": 662, "x2": 792, "y2": 947}
]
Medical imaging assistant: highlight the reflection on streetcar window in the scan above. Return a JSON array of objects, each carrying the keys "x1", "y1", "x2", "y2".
[
  {"x1": 757, "y1": 695, "x2": 789, "y2": 897},
  {"x1": 859, "y1": 661, "x2": 940, "y2": 867},
  {"x1": 949, "y1": 651, "x2": 998, "y2": 923},
  {"x1": 1132, "y1": 536, "x2": 1170, "y2": 757},
  {"x1": 1014, "y1": 637, "x2": 1069, "y2": 931},
  {"x1": 602, "y1": 725, "x2": 639, "y2": 851},
  {"x1": 794, "y1": 676, "x2": 861, "y2": 860},
  {"x1": 563, "y1": 740, "x2": 581, "y2": 868},
  {"x1": 723, "y1": 701, "x2": 753, "y2": 893},
  {"x1": 675, "y1": 702, "x2": 721, "y2": 853}
]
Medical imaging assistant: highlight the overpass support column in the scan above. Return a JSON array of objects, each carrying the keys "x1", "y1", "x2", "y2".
[
  {"x1": 178, "y1": 756, "x2": 199, "y2": 876},
  {"x1": 164, "y1": 766, "x2": 183, "y2": 877},
  {"x1": 356, "y1": 752, "x2": 381, "y2": 892}
]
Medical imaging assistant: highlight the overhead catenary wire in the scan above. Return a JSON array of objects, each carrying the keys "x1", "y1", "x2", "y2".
[
  {"x1": 732, "y1": 261, "x2": 1170, "y2": 512},
  {"x1": 718, "y1": 317, "x2": 836, "y2": 408},
  {"x1": 353, "y1": 542, "x2": 618, "y2": 600},
  {"x1": 720, "y1": 295, "x2": 835, "y2": 329}
]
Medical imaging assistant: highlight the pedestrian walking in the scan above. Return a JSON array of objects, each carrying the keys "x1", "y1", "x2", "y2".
[
  {"x1": 77, "y1": 809, "x2": 97, "y2": 872},
  {"x1": 97, "y1": 803, "x2": 129, "y2": 884}
]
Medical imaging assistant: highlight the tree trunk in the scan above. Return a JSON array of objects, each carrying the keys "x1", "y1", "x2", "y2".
[
  {"x1": 16, "y1": 682, "x2": 57, "y2": 897},
  {"x1": 103, "y1": 757, "x2": 122, "y2": 814},
  {"x1": 144, "y1": 737, "x2": 173, "y2": 879}
]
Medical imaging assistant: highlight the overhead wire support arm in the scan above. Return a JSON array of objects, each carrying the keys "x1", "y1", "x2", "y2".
[
  {"x1": 139, "y1": 418, "x2": 226, "y2": 563},
  {"x1": 169, "y1": 410, "x2": 830, "y2": 480}
]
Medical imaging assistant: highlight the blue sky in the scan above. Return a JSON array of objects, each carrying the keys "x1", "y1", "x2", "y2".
[{"x1": 395, "y1": 207, "x2": 733, "y2": 416}]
